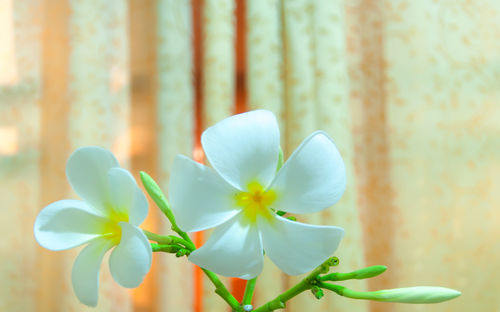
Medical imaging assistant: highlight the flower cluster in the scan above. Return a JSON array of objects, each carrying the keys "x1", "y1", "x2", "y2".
[{"x1": 34, "y1": 110, "x2": 460, "y2": 308}]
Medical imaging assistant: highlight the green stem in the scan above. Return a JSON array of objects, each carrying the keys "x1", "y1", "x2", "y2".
[
  {"x1": 318, "y1": 265, "x2": 387, "y2": 282},
  {"x1": 146, "y1": 229, "x2": 239, "y2": 310},
  {"x1": 151, "y1": 243, "x2": 182, "y2": 253},
  {"x1": 202, "y1": 268, "x2": 243, "y2": 312},
  {"x1": 143, "y1": 230, "x2": 195, "y2": 251},
  {"x1": 253, "y1": 257, "x2": 338, "y2": 312},
  {"x1": 318, "y1": 282, "x2": 380, "y2": 301},
  {"x1": 242, "y1": 277, "x2": 258, "y2": 306}
]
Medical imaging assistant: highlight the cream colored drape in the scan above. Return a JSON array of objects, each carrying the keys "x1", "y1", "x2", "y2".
[{"x1": 1, "y1": 0, "x2": 500, "y2": 312}]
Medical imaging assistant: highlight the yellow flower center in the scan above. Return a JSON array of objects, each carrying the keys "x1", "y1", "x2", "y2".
[
  {"x1": 235, "y1": 181, "x2": 276, "y2": 224},
  {"x1": 101, "y1": 205, "x2": 129, "y2": 243}
]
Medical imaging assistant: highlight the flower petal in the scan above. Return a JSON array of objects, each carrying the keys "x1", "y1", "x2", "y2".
[
  {"x1": 108, "y1": 168, "x2": 148, "y2": 226},
  {"x1": 259, "y1": 215, "x2": 344, "y2": 275},
  {"x1": 66, "y1": 146, "x2": 119, "y2": 213},
  {"x1": 169, "y1": 155, "x2": 240, "y2": 232},
  {"x1": 108, "y1": 222, "x2": 152, "y2": 288},
  {"x1": 188, "y1": 213, "x2": 264, "y2": 279},
  {"x1": 201, "y1": 110, "x2": 280, "y2": 190},
  {"x1": 34, "y1": 200, "x2": 113, "y2": 251},
  {"x1": 270, "y1": 131, "x2": 346, "y2": 214},
  {"x1": 71, "y1": 237, "x2": 115, "y2": 307}
]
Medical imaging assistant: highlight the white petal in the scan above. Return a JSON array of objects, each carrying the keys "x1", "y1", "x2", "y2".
[
  {"x1": 66, "y1": 146, "x2": 119, "y2": 213},
  {"x1": 188, "y1": 213, "x2": 264, "y2": 279},
  {"x1": 108, "y1": 168, "x2": 148, "y2": 226},
  {"x1": 201, "y1": 110, "x2": 280, "y2": 190},
  {"x1": 34, "y1": 200, "x2": 113, "y2": 251},
  {"x1": 109, "y1": 222, "x2": 152, "y2": 288},
  {"x1": 259, "y1": 215, "x2": 344, "y2": 275},
  {"x1": 71, "y1": 237, "x2": 115, "y2": 307},
  {"x1": 270, "y1": 131, "x2": 346, "y2": 214},
  {"x1": 169, "y1": 155, "x2": 240, "y2": 232}
]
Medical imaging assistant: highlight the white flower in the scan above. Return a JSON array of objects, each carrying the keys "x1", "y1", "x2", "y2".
[
  {"x1": 370, "y1": 286, "x2": 462, "y2": 303},
  {"x1": 34, "y1": 147, "x2": 152, "y2": 307},
  {"x1": 169, "y1": 110, "x2": 346, "y2": 279}
]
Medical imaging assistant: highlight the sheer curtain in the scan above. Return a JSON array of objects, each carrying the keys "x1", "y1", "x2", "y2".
[{"x1": 1, "y1": 0, "x2": 499, "y2": 312}]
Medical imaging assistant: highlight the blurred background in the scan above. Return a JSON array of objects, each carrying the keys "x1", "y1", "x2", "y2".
[{"x1": 1, "y1": 0, "x2": 499, "y2": 311}]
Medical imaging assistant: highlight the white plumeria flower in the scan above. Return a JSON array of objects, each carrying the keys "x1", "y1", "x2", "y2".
[
  {"x1": 169, "y1": 110, "x2": 345, "y2": 279},
  {"x1": 34, "y1": 146, "x2": 152, "y2": 307}
]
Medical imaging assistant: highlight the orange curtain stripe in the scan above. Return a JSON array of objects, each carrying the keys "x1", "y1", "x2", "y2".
[
  {"x1": 231, "y1": 0, "x2": 248, "y2": 303},
  {"x1": 129, "y1": 0, "x2": 159, "y2": 310},
  {"x1": 192, "y1": 1, "x2": 205, "y2": 312}
]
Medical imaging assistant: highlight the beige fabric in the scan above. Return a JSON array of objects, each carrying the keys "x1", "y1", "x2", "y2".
[
  {"x1": 156, "y1": 1, "x2": 195, "y2": 311},
  {"x1": 201, "y1": 1, "x2": 235, "y2": 310},
  {"x1": 246, "y1": 0, "x2": 287, "y2": 307},
  {"x1": 203, "y1": 0, "x2": 235, "y2": 128},
  {"x1": 1, "y1": 0, "x2": 499, "y2": 311}
]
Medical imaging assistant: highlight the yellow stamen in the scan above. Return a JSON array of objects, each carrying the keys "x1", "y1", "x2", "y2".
[
  {"x1": 100, "y1": 205, "x2": 130, "y2": 243},
  {"x1": 235, "y1": 181, "x2": 276, "y2": 224}
]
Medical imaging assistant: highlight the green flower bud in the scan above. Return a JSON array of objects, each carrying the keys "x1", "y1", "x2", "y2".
[
  {"x1": 140, "y1": 171, "x2": 176, "y2": 223},
  {"x1": 368, "y1": 286, "x2": 461, "y2": 304},
  {"x1": 324, "y1": 284, "x2": 461, "y2": 304}
]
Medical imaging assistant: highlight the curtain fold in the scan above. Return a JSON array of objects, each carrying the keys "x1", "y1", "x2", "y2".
[
  {"x1": 202, "y1": 0, "x2": 235, "y2": 128},
  {"x1": 1, "y1": 2, "x2": 42, "y2": 311},
  {"x1": 69, "y1": 1, "x2": 133, "y2": 311},
  {"x1": 1, "y1": 0, "x2": 500, "y2": 311},
  {"x1": 156, "y1": 1, "x2": 194, "y2": 311},
  {"x1": 246, "y1": 0, "x2": 286, "y2": 307},
  {"x1": 312, "y1": 1, "x2": 368, "y2": 311},
  {"x1": 201, "y1": 1, "x2": 235, "y2": 310},
  {"x1": 280, "y1": 1, "x2": 368, "y2": 311}
]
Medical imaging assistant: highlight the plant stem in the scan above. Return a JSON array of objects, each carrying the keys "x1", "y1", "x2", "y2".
[
  {"x1": 253, "y1": 257, "x2": 338, "y2": 312},
  {"x1": 143, "y1": 230, "x2": 195, "y2": 251},
  {"x1": 202, "y1": 268, "x2": 243, "y2": 312},
  {"x1": 151, "y1": 243, "x2": 182, "y2": 253},
  {"x1": 242, "y1": 277, "x2": 258, "y2": 306},
  {"x1": 318, "y1": 265, "x2": 387, "y2": 282},
  {"x1": 140, "y1": 172, "x2": 244, "y2": 309}
]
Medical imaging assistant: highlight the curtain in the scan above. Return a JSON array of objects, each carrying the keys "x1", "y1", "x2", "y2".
[{"x1": 1, "y1": 0, "x2": 499, "y2": 312}]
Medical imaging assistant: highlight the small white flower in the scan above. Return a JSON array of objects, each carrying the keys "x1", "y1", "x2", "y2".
[
  {"x1": 34, "y1": 146, "x2": 152, "y2": 307},
  {"x1": 371, "y1": 286, "x2": 462, "y2": 303},
  {"x1": 169, "y1": 110, "x2": 346, "y2": 279}
]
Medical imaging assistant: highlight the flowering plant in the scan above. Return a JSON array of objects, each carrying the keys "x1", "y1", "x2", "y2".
[{"x1": 34, "y1": 110, "x2": 460, "y2": 310}]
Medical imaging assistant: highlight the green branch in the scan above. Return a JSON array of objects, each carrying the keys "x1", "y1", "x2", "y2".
[
  {"x1": 145, "y1": 229, "x2": 242, "y2": 310},
  {"x1": 242, "y1": 277, "x2": 258, "y2": 306},
  {"x1": 143, "y1": 230, "x2": 195, "y2": 251},
  {"x1": 253, "y1": 257, "x2": 339, "y2": 312},
  {"x1": 318, "y1": 265, "x2": 387, "y2": 281},
  {"x1": 202, "y1": 268, "x2": 243, "y2": 312},
  {"x1": 139, "y1": 173, "x2": 244, "y2": 310}
]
